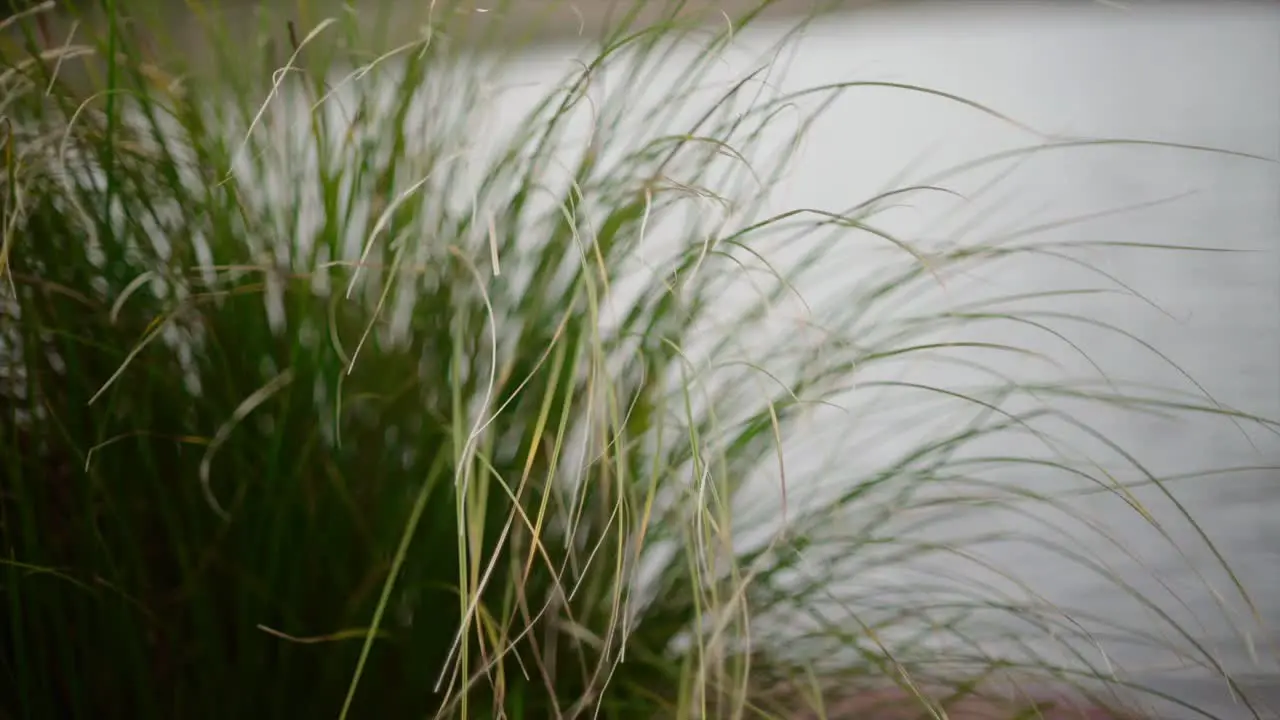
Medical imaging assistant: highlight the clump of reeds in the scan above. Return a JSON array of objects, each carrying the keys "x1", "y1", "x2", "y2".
[{"x1": 0, "y1": 1, "x2": 1273, "y2": 718}]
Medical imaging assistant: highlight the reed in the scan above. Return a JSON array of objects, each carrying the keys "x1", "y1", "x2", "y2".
[{"x1": 0, "y1": 1, "x2": 1272, "y2": 718}]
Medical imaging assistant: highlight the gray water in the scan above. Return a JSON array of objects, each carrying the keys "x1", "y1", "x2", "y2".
[{"x1": 80, "y1": 0, "x2": 1280, "y2": 715}]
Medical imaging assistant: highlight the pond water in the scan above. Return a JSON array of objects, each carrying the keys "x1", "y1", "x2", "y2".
[{"x1": 227, "y1": 2, "x2": 1279, "y2": 715}]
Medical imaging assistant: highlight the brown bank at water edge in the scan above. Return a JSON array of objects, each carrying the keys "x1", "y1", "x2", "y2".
[{"x1": 742, "y1": 678, "x2": 1146, "y2": 720}]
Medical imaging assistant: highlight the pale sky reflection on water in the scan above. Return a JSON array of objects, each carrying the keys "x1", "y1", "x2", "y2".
[{"x1": 148, "y1": 1, "x2": 1280, "y2": 715}]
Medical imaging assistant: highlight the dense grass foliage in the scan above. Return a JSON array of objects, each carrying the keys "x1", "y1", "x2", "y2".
[{"x1": 0, "y1": 1, "x2": 1274, "y2": 718}]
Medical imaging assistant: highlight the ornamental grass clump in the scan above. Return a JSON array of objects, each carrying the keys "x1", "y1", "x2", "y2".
[{"x1": 0, "y1": 1, "x2": 1274, "y2": 718}]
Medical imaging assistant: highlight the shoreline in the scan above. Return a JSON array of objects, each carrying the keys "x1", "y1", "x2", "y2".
[
  {"x1": 2, "y1": 0, "x2": 898, "y2": 87},
  {"x1": 5, "y1": 0, "x2": 896, "y2": 45}
]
